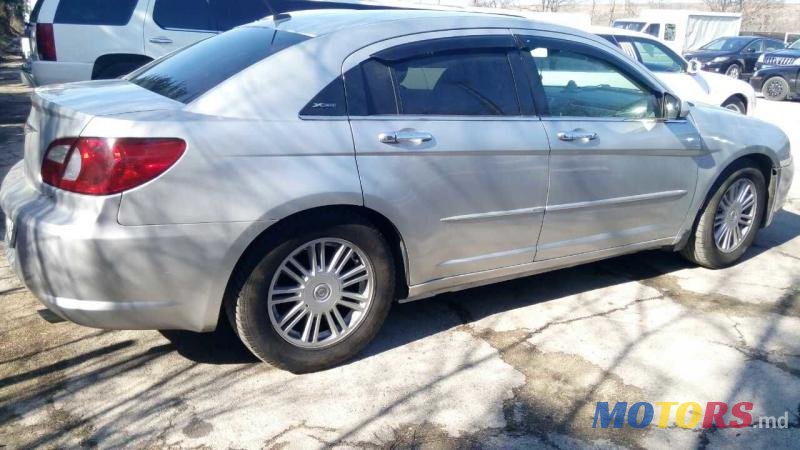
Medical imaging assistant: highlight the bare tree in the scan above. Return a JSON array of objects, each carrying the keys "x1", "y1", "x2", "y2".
[
  {"x1": 742, "y1": 0, "x2": 786, "y2": 31},
  {"x1": 539, "y1": 0, "x2": 575, "y2": 13},
  {"x1": 702, "y1": 0, "x2": 743, "y2": 12}
]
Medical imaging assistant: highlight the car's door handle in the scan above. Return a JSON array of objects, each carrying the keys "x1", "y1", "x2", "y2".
[
  {"x1": 148, "y1": 36, "x2": 173, "y2": 44},
  {"x1": 378, "y1": 130, "x2": 433, "y2": 145},
  {"x1": 557, "y1": 130, "x2": 598, "y2": 142}
]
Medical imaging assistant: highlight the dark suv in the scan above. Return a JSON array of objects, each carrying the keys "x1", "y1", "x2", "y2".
[
  {"x1": 750, "y1": 39, "x2": 800, "y2": 101},
  {"x1": 683, "y1": 36, "x2": 785, "y2": 80}
]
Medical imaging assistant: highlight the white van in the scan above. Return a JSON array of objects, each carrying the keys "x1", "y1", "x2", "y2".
[{"x1": 613, "y1": 9, "x2": 742, "y2": 54}]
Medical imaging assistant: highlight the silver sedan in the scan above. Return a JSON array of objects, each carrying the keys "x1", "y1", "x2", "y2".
[{"x1": 1, "y1": 9, "x2": 794, "y2": 372}]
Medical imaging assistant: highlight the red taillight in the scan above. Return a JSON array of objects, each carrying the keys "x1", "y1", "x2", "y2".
[
  {"x1": 36, "y1": 23, "x2": 57, "y2": 61},
  {"x1": 42, "y1": 138, "x2": 186, "y2": 195}
]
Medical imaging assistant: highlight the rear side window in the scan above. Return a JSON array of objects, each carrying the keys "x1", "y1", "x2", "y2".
[
  {"x1": 153, "y1": 0, "x2": 214, "y2": 31},
  {"x1": 214, "y1": 0, "x2": 272, "y2": 31},
  {"x1": 54, "y1": 0, "x2": 138, "y2": 26},
  {"x1": 346, "y1": 49, "x2": 519, "y2": 116},
  {"x1": 129, "y1": 27, "x2": 310, "y2": 103}
]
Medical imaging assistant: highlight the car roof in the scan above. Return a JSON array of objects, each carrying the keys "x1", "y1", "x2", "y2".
[
  {"x1": 590, "y1": 26, "x2": 653, "y2": 39},
  {"x1": 250, "y1": 8, "x2": 553, "y2": 37}
]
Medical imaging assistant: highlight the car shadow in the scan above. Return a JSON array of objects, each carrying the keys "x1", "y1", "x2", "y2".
[{"x1": 160, "y1": 209, "x2": 800, "y2": 366}]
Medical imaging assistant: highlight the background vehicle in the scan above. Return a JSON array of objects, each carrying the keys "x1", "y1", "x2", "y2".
[
  {"x1": 597, "y1": 27, "x2": 755, "y2": 114},
  {"x1": 750, "y1": 39, "x2": 800, "y2": 101},
  {"x1": 1, "y1": 10, "x2": 793, "y2": 372},
  {"x1": 21, "y1": 0, "x2": 397, "y2": 86},
  {"x1": 684, "y1": 36, "x2": 786, "y2": 80},
  {"x1": 612, "y1": 9, "x2": 741, "y2": 54}
]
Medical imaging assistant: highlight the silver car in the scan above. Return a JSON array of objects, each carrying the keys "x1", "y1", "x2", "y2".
[{"x1": 1, "y1": 9, "x2": 794, "y2": 373}]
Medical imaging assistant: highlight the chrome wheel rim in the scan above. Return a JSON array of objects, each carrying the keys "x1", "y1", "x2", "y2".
[
  {"x1": 714, "y1": 179, "x2": 757, "y2": 253},
  {"x1": 765, "y1": 79, "x2": 785, "y2": 98},
  {"x1": 726, "y1": 65, "x2": 740, "y2": 78},
  {"x1": 268, "y1": 238, "x2": 374, "y2": 348},
  {"x1": 724, "y1": 102, "x2": 743, "y2": 113}
]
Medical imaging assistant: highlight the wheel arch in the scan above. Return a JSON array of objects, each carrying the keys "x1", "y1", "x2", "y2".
[
  {"x1": 218, "y1": 205, "x2": 411, "y2": 328},
  {"x1": 722, "y1": 93, "x2": 749, "y2": 113}
]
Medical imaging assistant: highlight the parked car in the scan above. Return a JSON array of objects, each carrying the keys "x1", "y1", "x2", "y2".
[
  {"x1": 21, "y1": 0, "x2": 396, "y2": 86},
  {"x1": 683, "y1": 36, "x2": 786, "y2": 79},
  {"x1": 750, "y1": 39, "x2": 800, "y2": 101},
  {"x1": 611, "y1": 9, "x2": 742, "y2": 54},
  {"x1": 596, "y1": 27, "x2": 755, "y2": 114},
  {"x1": 2, "y1": 10, "x2": 793, "y2": 373}
]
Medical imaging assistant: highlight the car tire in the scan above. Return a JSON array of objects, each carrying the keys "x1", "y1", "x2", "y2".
[
  {"x1": 761, "y1": 76, "x2": 790, "y2": 101},
  {"x1": 721, "y1": 97, "x2": 746, "y2": 114},
  {"x1": 724, "y1": 63, "x2": 742, "y2": 79},
  {"x1": 681, "y1": 165, "x2": 766, "y2": 269},
  {"x1": 232, "y1": 216, "x2": 395, "y2": 373}
]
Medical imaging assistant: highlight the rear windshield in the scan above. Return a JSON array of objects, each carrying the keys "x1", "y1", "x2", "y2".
[
  {"x1": 128, "y1": 27, "x2": 309, "y2": 104},
  {"x1": 54, "y1": 0, "x2": 138, "y2": 26}
]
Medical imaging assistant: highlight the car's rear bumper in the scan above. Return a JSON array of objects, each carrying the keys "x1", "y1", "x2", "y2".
[
  {"x1": 22, "y1": 60, "x2": 93, "y2": 87},
  {"x1": 1, "y1": 161, "x2": 268, "y2": 332}
]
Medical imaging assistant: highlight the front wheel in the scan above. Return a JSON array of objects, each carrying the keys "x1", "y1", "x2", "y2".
[
  {"x1": 724, "y1": 63, "x2": 742, "y2": 79},
  {"x1": 233, "y1": 219, "x2": 395, "y2": 373},
  {"x1": 762, "y1": 76, "x2": 790, "y2": 101},
  {"x1": 721, "y1": 97, "x2": 746, "y2": 114},
  {"x1": 681, "y1": 166, "x2": 766, "y2": 268}
]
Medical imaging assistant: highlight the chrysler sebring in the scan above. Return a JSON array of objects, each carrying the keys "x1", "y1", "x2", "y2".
[{"x1": 1, "y1": 9, "x2": 794, "y2": 372}]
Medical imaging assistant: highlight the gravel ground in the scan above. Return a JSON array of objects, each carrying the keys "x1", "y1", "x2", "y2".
[{"x1": 0, "y1": 57, "x2": 799, "y2": 449}]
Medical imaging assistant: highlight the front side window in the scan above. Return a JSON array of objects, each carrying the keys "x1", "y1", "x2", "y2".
[
  {"x1": 764, "y1": 40, "x2": 784, "y2": 51},
  {"x1": 153, "y1": 0, "x2": 214, "y2": 31},
  {"x1": 129, "y1": 27, "x2": 309, "y2": 103},
  {"x1": 522, "y1": 39, "x2": 658, "y2": 119},
  {"x1": 631, "y1": 39, "x2": 685, "y2": 73},
  {"x1": 644, "y1": 24, "x2": 660, "y2": 38},
  {"x1": 346, "y1": 41, "x2": 520, "y2": 116},
  {"x1": 54, "y1": 0, "x2": 138, "y2": 26},
  {"x1": 744, "y1": 40, "x2": 763, "y2": 53}
]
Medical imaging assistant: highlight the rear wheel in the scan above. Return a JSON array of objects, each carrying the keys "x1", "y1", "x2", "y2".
[
  {"x1": 721, "y1": 97, "x2": 746, "y2": 114},
  {"x1": 233, "y1": 218, "x2": 395, "y2": 373},
  {"x1": 682, "y1": 165, "x2": 766, "y2": 268},
  {"x1": 92, "y1": 60, "x2": 148, "y2": 80},
  {"x1": 762, "y1": 76, "x2": 790, "y2": 101}
]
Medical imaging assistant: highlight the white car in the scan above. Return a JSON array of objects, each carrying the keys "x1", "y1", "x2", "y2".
[
  {"x1": 21, "y1": 0, "x2": 390, "y2": 86},
  {"x1": 595, "y1": 27, "x2": 756, "y2": 114}
]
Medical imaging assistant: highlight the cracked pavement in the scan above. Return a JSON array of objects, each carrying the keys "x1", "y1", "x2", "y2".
[{"x1": 0, "y1": 55, "x2": 799, "y2": 449}]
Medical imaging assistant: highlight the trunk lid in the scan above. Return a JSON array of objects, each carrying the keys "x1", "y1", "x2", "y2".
[{"x1": 24, "y1": 80, "x2": 185, "y2": 190}]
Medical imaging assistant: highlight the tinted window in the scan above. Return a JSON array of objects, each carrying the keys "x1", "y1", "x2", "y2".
[
  {"x1": 391, "y1": 52, "x2": 518, "y2": 115},
  {"x1": 54, "y1": 0, "x2": 138, "y2": 26},
  {"x1": 300, "y1": 77, "x2": 347, "y2": 116},
  {"x1": 153, "y1": 0, "x2": 214, "y2": 31},
  {"x1": 765, "y1": 40, "x2": 784, "y2": 51},
  {"x1": 345, "y1": 59, "x2": 398, "y2": 116},
  {"x1": 644, "y1": 24, "x2": 660, "y2": 38},
  {"x1": 700, "y1": 37, "x2": 751, "y2": 52},
  {"x1": 129, "y1": 27, "x2": 309, "y2": 103},
  {"x1": 744, "y1": 40, "x2": 763, "y2": 53},
  {"x1": 214, "y1": 0, "x2": 272, "y2": 31},
  {"x1": 631, "y1": 39, "x2": 684, "y2": 73},
  {"x1": 524, "y1": 42, "x2": 657, "y2": 119},
  {"x1": 29, "y1": 0, "x2": 46, "y2": 22}
]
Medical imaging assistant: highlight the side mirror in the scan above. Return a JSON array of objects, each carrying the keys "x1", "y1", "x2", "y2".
[
  {"x1": 664, "y1": 93, "x2": 690, "y2": 120},
  {"x1": 687, "y1": 59, "x2": 702, "y2": 75}
]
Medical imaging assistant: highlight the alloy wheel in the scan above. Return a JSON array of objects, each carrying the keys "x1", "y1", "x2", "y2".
[
  {"x1": 765, "y1": 78, "x2": 786, "y2": 99},
  {"x1": 713, "y1": 179, "x2": 757, "y2": 253},
  {"x1": 725, "y1": 64, "x2": 741, "y2": 79},
  {"x1": 268, "y1": 238, "x2": 375, "y2": 348}
]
